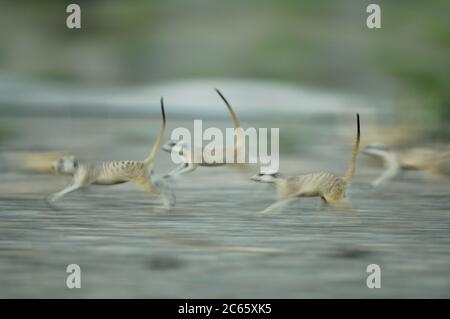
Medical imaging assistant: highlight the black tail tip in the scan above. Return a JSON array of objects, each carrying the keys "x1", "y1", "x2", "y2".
[
  {"x1": 356, "y1": 113, "x2": 360, "y2": 133},
  {"x1": 160, "y1": 97, "x2": 165, "y2": 117},
  {"x1": 214, "y1": 88, "x2": 225, "y2": 98}
]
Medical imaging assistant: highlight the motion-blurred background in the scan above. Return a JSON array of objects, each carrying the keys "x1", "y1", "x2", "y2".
[
  {"x1": 0, "y1": 0, "x2": 449, "y2": 126},
  {"x1": 0, "y1": 0, "x2": 449, "y2": 298}
]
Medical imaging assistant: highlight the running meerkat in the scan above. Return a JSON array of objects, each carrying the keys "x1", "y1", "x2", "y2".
[
  {"x1": 1, "y1": 149, "x2": 71, "y2": 175},
  {"x1": 47, "y1": 98, "x2": 175, "y2": 208},
  {"x1": 251, "y1": 114, "x2": 360, "y2": 214},
  {"x1": 161, "y1": 88, "x2": 247, "y2": 177},
  {"x1": 362, "y1": 143, "x2": 450, "y2": 187}
]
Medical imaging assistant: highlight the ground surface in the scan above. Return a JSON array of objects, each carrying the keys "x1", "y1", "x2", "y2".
[{"x1": 0, "y1": 116, "x2": 449, "y2": 298}]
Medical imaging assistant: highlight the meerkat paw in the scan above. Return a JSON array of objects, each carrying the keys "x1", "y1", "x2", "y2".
[
  {"x1": 258, "y1": 207, "x2": 276, "y2": 215},
  {"x1": 161, "y1": 191, "x2": 176, "y2": 209},
  {"x1": 45, "y1": 195, "x2": 61, "y2": 211},
  {"x1": 46, "y1": 194, "x2": 58, "y2": 203},
  {"x1": 370, "y1": 181, "x2": 380, "y2": 188},
  {"x1": 154, "y1": 178, "x2": 176, "y2": 209}
]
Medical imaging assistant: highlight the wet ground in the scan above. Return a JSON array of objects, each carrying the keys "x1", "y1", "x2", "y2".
[{"x1": 0, "y1": 116, "x2": 449, "y2": 298}]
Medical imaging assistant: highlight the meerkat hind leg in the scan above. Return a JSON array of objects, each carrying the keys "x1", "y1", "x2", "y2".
[
  {"x1": 322, "y1": 197, "x2": 360, "y2": 225},
  {"x1": 153, "y1": 178, "x2": 176, "y2": 208},
  {"x1": 165, "y1": 162, "x2": 196, "y2": 178},
  {"x1": 132, "y1": 178, "x2": 175, "y2": 209}
]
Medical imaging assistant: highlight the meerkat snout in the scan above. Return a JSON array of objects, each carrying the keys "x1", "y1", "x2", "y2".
[{"x1": 250, "y1": 172, "x2": 280, "y2": 183}]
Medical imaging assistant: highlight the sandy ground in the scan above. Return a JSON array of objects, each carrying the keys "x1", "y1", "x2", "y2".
[{"x1": 0, "y1": 116, "x2": 449, "y2": 298}]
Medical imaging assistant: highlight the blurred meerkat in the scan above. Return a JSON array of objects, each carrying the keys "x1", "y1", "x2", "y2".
[
  {"x1": 162, "y1": 88, "x2": 247, "y2": 177},
  {"x1": 47, "y1": 98, "x2": 175, "y2": 208},
  {"x1": 251, "y1": 114, "x2": 360, "y2": 214},
  {"x1": 1, "y1": 149, "x2": 71, "y2": 175},
  {"x1": 362, "y1": 143, "x2": 450, "y2": 187}
]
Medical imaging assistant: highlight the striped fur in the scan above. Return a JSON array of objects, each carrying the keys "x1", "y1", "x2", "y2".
[
  {"x1": 162, "y1": 88, "x2": 247, "y2": 178},
  {"x1": 47, "y1": 98, "x2": 173, "y2": 208},
  {"x1": 251, "y1": 114, "x2": 361, "y2": 213}
]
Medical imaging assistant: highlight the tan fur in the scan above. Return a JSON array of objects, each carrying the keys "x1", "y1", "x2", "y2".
[
  {"x1": 47, "y1": 98, "x2": 173, "y2": 208},
  {"x1": 363, "y1": 144, "x2": 450, "y2": 187},
  {"x1": 3, "y1": 150, "x2": 71, "y2": 175},
  {"x1": 252, "y1": 114, "x2": 360, "y2": 213},
  {"x1": 163, "y1": 88, "x2": 248, "y2": 177}
]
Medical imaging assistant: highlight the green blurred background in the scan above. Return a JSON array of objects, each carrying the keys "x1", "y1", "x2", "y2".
[{"x1": 0, "y1": 0, "x2": 449, "y2": 130}]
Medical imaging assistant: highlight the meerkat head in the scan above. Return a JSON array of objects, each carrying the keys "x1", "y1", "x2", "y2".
[
  {"x1": 52, "y1": 155, "x2": 79, "y2": 174},
  {"x1": 251, "y1": 170, "x2": 282, "y2": 183},
  {"x1": 362, "y1": 142, "x2": 393, "y2": 156}
]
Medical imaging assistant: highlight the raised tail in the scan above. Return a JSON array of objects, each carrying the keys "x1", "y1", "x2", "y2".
[
  {"x1": 343, "y1": 113, "x2": 361, "y2": 184},
  {"x1": 143, "y1": 97, "x2": 167, "y2": 168},
  {"x1": 214, "y1": 88, "x2": 243, "y2": 152}
]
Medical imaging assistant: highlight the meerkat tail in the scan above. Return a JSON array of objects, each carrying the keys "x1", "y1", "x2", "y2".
[
  {"x1": 343, "y1": 113, "x2": 361, "y2": 184},
  {"x1": 143, "y1": 97, "x2": 167, "y2": 168},
  {"x1": 214, "y1": 88, "x2": 243, "y2": 152}
]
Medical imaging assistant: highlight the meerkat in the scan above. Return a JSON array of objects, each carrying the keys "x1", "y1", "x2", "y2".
[
  {"x1": 362, "y1": 143, "x2": 450, "y2": 187},
  {"x1": 1, "y1": 149, "x2": 71, "y2": 175},
  {"x1": 251, "y1": 114, "x2": 360, "y2": 214},
  {"x1": 47, "y1": 98, "x2": 175, "y2": 208},
  {"x1": 162, "y1": 88, "x2": 246, "y2": 177}
]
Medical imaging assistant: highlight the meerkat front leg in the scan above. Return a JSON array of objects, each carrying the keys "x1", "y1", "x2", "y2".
[
  {"x1": 165, "y1": 162, "x2": 197, "y2": 178},
  {"x1": 259, "y1": 196, "x2": 298, "y2": 215},
  {"x1": 372, "y1": 164, "x2": 400, "y2": 188},
  {"x1": 47, "y1": 179, "x2": 85, "y2": 204}
]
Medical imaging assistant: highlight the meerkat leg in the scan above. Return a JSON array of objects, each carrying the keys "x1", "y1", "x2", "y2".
[
  {"x1": 132, "y1": 178, "x2": 175, "y2": 209},
  {"x1": 47, "y1": 180, "x2": 85, "y2": 204},
  {"x1": 371, "y1": 159, "x2": 401, "y2": 188},
  {"x1": 318, "y1": 197, "x2": 330, "y2": 211},
  {"x1": 165, "y1": 162, "x2": 197, "y2": 178},
  {"x1": 319, "y1": 197, "x2": 350, "y2": 208},
  {"x1": 372, "y1": 168, "x2": 400, "y2": 187},
  {"x1": 259, "y1": 196, "x2": 298, "y2": 215},
  {"x1": 320, "y1": 196, "x2": 359, "y2": 225},
  {"x1": 153, "y1": 178, "x2": 176, "y2": 208}
]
